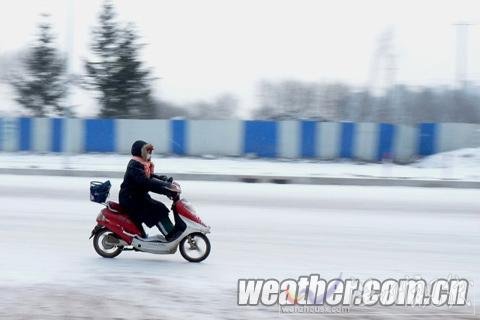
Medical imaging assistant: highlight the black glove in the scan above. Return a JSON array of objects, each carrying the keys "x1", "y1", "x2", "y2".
[
  {"x1": 152, "y1": 174, "x2": 171, "y2": 182},
  {"x1": 165, "y1": 186, "x2": 180, "y2": 200}
]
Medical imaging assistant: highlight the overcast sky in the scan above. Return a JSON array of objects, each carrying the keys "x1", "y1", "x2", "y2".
[{"x1": 0, "y1": 0, "x2": 480, "y2": 116}]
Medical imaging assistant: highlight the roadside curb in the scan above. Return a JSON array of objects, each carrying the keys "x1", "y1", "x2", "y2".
[{"x1": 1, "y1": 168, "x2": 479, "y2": 189}]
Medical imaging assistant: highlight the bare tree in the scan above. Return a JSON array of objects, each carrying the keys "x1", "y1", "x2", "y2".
[{"x1": 187, "y1": 93, "x2": 239, "y2": 119}]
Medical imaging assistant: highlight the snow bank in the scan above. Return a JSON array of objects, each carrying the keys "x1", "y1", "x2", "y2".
[
  {"x1": 0, "y1": 148, "x2": 478, "y2": 181},
  {"x1": 415, "y1": 147, "x2": 480, "y2": 169}
]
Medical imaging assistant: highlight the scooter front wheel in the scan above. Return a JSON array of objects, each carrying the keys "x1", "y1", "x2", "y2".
[
  {"x1": 179, "y1": 233, "x2": 211, "y2": 263},
  {"x1": 93, "y1": 229, "x2": 123, "y2": 258}
]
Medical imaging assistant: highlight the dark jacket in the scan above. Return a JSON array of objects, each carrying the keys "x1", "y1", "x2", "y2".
[{"x1": 119, "y1": 141, "x2": 175, "y2": 227}]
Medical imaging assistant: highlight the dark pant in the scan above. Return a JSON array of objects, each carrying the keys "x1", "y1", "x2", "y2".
[
  {"x1": 141, "y1": 199, "x2": 174, "y2": 235},
  {"x1": 142, "y1": 198, "x2": 170, "y2": 226},
  {"x1": 121, "y1": 196, "x2": 173, "y2": 233},
  {"x1": 157, "y1": 215, "x2": 174, "y2": 236}
]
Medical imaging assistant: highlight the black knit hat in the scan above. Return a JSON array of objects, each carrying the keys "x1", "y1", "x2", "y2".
[{"x1": 131, "y1": 140, "x2": 147, "y2": 157}]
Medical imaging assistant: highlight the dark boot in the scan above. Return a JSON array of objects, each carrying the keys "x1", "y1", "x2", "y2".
[
  {"x1": 156, "y1": 216, "x2": 174, "y2": 237},
  {"x1": 165, "y1": 228, "x2": 183, "y2": 241}
]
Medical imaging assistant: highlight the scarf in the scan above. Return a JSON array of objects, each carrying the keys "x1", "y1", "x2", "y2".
[{"x1": 132, "y1": 156, "x2": 155, "y2": 178}]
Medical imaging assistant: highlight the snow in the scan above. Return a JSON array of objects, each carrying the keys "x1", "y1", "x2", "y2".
[
  {"x1": 0, "y1": 147, "x2": 480, "y2": 181},
  {"x1": 415, "y1": 147, "x2": 480, "y2": 169},
  {"x1": 0, "y1": 175, "x2": 478, "y2": 319}
]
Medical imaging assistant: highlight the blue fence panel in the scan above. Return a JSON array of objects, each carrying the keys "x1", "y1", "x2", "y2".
[
  {"x1": 19, "y1": 117, "x2": 32, "y2": 151},
  {"x1": 244, "y1": 121, "x2": 277, "y2": 158},
  {"x1": 84, "y1": 119, "x2": 116, "y2": 152},
  {"x1": 340, "y1": 122, "x2": 355, "y2": 158},
  {"x1": 1, "y1": 118, "x2": 450, "y2": 160},
  {"x1": 418, "y1": 123, "x2": 436, "y2": 156},
  {"x1": 377, "y1": 123, "x2": 395, "y2": 161},
  {"x1": 51, "y1": 118, "x2": 63, "y2": 152},
  {"x1": 301, "y1": 120, "x2": 316, "y2": 158},
  {"x1": 171, "y1": 119, "x2": 186, "y2": 155}
]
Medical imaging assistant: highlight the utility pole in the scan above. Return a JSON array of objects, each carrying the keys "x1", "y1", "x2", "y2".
[
  {"x1": 367, "y1": 28, "x2": 397, "y2": 122},
  {"x1": 66, "y1": 0, "x2": 75, "y2": 117},
  {"x1": 454, "y1": 22, "x2": 470, "y2": 90},
  {"x1": 64, "y1": 0, "x2": 75, "y2": 168}
]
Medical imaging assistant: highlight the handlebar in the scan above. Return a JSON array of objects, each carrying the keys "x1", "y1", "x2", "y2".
[
  {"x1": 167, "y1": 181, "x2": 181, "y2": 193},
  {"x1": 166, "y1": 181, "x2": 181, "y2": 201}
]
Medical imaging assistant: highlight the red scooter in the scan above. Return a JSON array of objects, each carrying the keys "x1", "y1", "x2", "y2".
[{"x1": 89, "y1": 181, "x2": 211, "y2": 263}]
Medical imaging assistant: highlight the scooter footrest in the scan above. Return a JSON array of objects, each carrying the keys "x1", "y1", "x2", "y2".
[{"x1": 141, "y1": 235, "x2": 168, "y2": 243}]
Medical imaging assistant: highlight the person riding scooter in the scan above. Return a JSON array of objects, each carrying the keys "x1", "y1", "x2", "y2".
[{"x1": 119, "y1": 140, "x2": 179, "y2": 241}]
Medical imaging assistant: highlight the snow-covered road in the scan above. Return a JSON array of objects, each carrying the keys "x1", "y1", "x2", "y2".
[{"x1": 0, "y1": 175, "x2": 478, "y2": 319}]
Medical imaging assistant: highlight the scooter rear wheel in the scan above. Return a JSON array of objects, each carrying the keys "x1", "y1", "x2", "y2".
[
  {"x1": 179, "y1": 233, "x2": 210, "y2": 263},
  {"x1": 93, "y1": 229, "x2": 123, "y2": 258}
]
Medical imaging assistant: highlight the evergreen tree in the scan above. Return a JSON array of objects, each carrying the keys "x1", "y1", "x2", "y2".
[
  {"x1": 10, "y1": 18, "x2": 67, "y2": 116},
  {"x1": 114, "y1": 25, "x2": 155, "y2": 118},
  {"x1": 86, "y1": 1, "x2": 155, "y2": 118}
]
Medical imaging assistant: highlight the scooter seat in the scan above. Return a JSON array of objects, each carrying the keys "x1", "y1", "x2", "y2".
[
  {"x1": 106, "y1": 201, "x2": 147, "y2": 238},
  {"x1": 106, "y1": 201, "x2": 127, "y2": 214}
]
